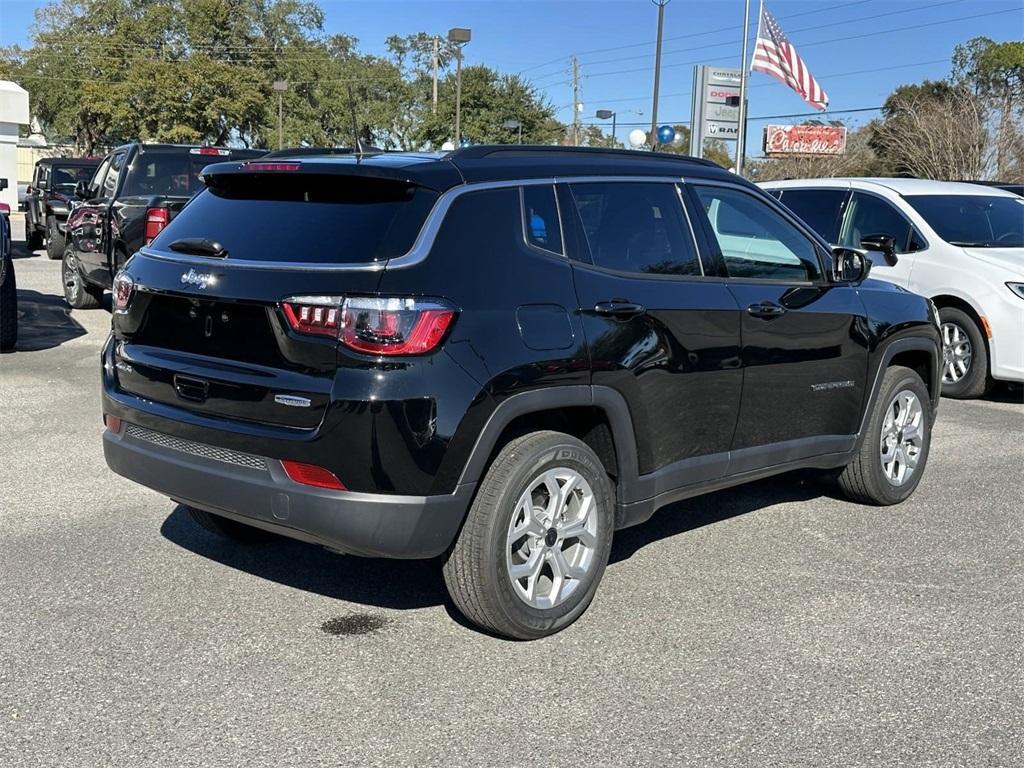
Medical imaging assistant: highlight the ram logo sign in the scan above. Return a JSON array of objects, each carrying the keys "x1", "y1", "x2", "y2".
[{"x1": 764, "y1": 124, "x2": 847, "y2": 156}]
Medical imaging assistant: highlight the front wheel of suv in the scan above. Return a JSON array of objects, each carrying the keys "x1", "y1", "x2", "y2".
[
  {"x1": 186, "y1": 506, "x2": 277, "y2": 543},
  {"x1": 837, "y1": 365, "x2": 932, "y2": 506},
  {"x1": 938, "y1": 306, "x2": 992, "y2": 399},
  {"x1": 443, "y1": 431, "x2": 615, "y2": 640},
  {"x1": 62, "y1": 249, "x2": 102, "y2": 309}
]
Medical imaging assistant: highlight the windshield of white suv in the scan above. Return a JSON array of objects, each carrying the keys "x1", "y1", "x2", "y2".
[{"x1": 903, "y1": 194, "x2": 1024, "y2": 248}]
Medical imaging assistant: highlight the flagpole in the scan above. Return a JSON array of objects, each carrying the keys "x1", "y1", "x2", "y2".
[{"x1": 735, "y1": 0, "x2": 753, "y2": 175}]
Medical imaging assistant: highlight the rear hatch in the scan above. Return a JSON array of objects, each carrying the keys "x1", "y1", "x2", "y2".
[{"x1": 112, "y1": 162, "x2": 442, "y2": 429}]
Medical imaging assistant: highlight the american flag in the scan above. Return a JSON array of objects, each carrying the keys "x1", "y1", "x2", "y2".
[{"x1": 752, "y1": 3, "x2": 829, "y2": 111}]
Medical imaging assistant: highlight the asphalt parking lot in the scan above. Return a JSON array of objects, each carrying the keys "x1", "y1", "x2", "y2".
[{"x1": 1, "y1": 235, "x2": 1022, "y2": 767}]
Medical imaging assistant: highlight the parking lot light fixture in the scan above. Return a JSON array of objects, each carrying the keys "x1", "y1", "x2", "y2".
[
  {"x1": 503, "y1": 119, "x2": 522, "y2": 144},
  {"x1": 596, "y1": 109, "x2": 616, "y2": 143},
  {"x1": 447, "y1": 28, "x2": 471, "y2": 147}
]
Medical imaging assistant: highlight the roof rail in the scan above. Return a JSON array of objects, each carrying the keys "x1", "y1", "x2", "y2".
[
  {"x1": 262, "y1": 145, "x2": 387, "y2": 159},
  {"x1": 447, "y1": 144, "x2": 721, "y2": 168}
]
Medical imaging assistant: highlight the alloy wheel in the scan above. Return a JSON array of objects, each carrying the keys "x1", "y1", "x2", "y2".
[
  {"x1": 879, "y1": 389, "x2": 925, "y2": 487},
  {"x1": 940, "y1": 321, "x2": 972, "y2": 384},
  {"x1": 505, "y1": 468, "x2": 599, "y2": 610},
  {"x1": 63, "y1": 252, "x2": 81, "y2": 304}
]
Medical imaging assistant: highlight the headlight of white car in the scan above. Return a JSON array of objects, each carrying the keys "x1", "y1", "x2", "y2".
[{"x1": 1007, "y1": 282, "x2": 1024, "y2": 301}]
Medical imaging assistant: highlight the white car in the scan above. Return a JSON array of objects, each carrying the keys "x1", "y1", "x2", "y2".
[{"x1": 760, "y1": 178, "x2": 1024, "y2": 398}]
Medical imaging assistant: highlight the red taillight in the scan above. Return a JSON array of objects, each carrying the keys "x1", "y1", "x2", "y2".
[
  {"x1": 281, "y1": 297, "x2": 457, "y2": 356},
  {"x1": 281, "y1": 301, "x2": 341, "y2": 337},
  {"x1": 104, "y1": 414, "x2": 123, "y2": 433},
  {"x1": 112, "y1": 271, "x2": 134, "y2": 312},
  {"x1": 244, "y1": 162, "x2": 301, "y2": 172},
  {"x1": 0, "y1": 202, "x2": 9, "y2": 215},
  {"x1": 144, "y1": 207, "x2": 169, "y2": 245},
  {"x1": 281, "y1": 460, "x2": 346, "y2": 490}
]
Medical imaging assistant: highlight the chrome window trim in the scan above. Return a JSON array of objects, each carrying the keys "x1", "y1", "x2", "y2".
[
  {"x1": 675, "y1": 182, "x2": 706, "y2": 277},
  {"x1": 136, "y1": 175, "x2": 690, "y2": 273}
]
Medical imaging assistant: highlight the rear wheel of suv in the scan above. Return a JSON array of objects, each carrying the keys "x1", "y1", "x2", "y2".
[
  {"x1": 62, "y1": 249, "x2": 102, "y2": 309},
  {"x1": 186, "y1": 506, "x2": 277, "y2": 543},
  {"x1": 46, "y1": 216, "x2": 66, "y2": 260},
  {"x1": 443, "y1": 431, "x2": 615, "y2": 640},
  {"x1": 837, "y1": 365, "x2": 932, "y2": 505},
  {"x1": 938, "y1": 307, "x2": 991, "y2": 399}
]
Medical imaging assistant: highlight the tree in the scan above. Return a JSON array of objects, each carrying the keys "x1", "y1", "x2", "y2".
[
  {"x1": 871, "y1": 81, "x2": 987, "y2": 180},
  {"x1": 953, "y1": 36, "x2": 1024, "y2": 181}
]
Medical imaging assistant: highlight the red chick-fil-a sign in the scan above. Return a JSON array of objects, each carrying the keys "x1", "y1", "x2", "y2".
[{"x1": 764, "y1": 124, "x2": 847, "y2": 156}]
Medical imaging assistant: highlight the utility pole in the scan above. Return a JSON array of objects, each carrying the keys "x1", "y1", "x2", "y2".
[
  {"x1": 432, "y1": 36, "x2": 439, "y2": 114},
  {"x1": 272, "y1": 80, "x2": 289, "y2": 150},
  {"x1": 650, "y1": 0, "x2": 670, "y2": 149},
  {"x1": 571, "y1": 55, "x2": 581, "y2": 147}
]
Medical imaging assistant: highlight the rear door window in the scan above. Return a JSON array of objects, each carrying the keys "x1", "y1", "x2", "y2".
[
  {"x1": 151, "y1": 174, "x2": 438, "y2": 264},
  {"x1": 102, "y1": 152, "x2": 125, "y2": 197},
  {"x1": 776, "y1": 188, "x2": 848, "y2": 244},
  {"x1": 567, "y1": 182, "x2": 702, "y2": 276},
  {"x1": 88, "y1": 157, "x2": 111, "y2": 199}
]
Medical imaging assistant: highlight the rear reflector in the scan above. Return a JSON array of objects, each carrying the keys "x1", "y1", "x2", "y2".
[
  {"x1": 104, "y1": 414, "x2": 123, "y2": 433},
  {"x1": 144, "y1": 207, "x2": 169, "y2": 245},
  {"x1": 243, "y1": 162, "x2": 301, "y2": 172},
  {"x1": 281, "y1": 460, "x2": 346, "y2": 490}
]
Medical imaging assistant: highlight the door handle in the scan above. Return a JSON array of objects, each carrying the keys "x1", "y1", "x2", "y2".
[
  {"x1": 746, "y1": 302, "x2": 787, "y2": 318},
  {"x1": 594, "y1": 300, "x2": 647, "y2": 318}
]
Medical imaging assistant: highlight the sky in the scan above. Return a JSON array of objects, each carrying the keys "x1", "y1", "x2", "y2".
[{"x1": 1, "y1": 0, "x2": 1023, "y2": 154}]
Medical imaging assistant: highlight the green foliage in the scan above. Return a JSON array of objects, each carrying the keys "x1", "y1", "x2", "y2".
[{"x1": 2, "y1": 1, "x2": 565, "y2": 153}]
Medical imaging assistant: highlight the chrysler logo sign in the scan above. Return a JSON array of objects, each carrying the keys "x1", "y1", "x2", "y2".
[{"x1": 180, "y1": 268, "x2": 217, "y2": 289}]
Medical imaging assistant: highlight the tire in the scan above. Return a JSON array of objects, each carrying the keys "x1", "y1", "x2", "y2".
[
  {"x1": 186, "y1": 506, "x2": 277, "y2": 543},
  {"x1": 443, "y1": 431, "x2": 615, "y2": 640},
  {"x1": 62, "y1": 249, "x2": 102, "y2": 309},
  {"x1": 0, "y1": 256, "x2": 17, "y2": 352},
  {"x1": 26, "y1": 226, "x2": 43, "y2": 252},
  {"x1": 838, "y1": 365, "x2": 932, "y2": 506},
  {"x1": 939, "y1": 306, "x2": 992, "y2": 399},
  {"x1": 46, "y1": 216, "x2": 66, "y2": 260}
]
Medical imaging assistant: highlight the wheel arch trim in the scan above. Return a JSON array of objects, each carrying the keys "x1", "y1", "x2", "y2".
[
  {"x1": 456, "y1": 385, "x2": 641, "y2": 499},
  {"x1": 857, "y1": 336, "x2": 941, "y2": 448}
]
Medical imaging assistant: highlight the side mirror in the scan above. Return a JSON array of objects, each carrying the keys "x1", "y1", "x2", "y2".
[
  {"x1": 832, "y1": 247, "x2": 871, "y2": 284},
  {"x1": 75, "y1": 180, "x2": 88, "y2": 199},
  {"x1": 0, "y1": 177, "x2": 8, "y2": 191},
  {"x1": 860, "y1": 233, "x2": 898, "y2": 267}
]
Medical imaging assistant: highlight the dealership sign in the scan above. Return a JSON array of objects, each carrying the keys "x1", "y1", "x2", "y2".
[
  {"x1": 764, "y1": 124, "x2": 847, "y2": 156},
  {"x1": 690, "y1": 65, "x2": 743, "y2": 155}
]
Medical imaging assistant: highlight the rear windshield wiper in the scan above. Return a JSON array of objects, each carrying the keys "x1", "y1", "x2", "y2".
[{"x1": 167, "y1": 238, "x2": 229, "y2": 258}]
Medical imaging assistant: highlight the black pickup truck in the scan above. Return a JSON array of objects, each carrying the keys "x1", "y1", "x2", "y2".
[{"x1": 61, "y1": 143, "x2": 265, "y2": 309}]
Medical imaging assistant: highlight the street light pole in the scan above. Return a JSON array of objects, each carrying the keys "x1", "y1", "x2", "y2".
[
  {"x1": 448, "y1": 28, "x2": 471, "y2": 146},
  {"x1": 649, "y1": 0, "x2": 670, "y2": 149},
  {"x1": 432, "y1": 36, "x2": 439, "y2": 114},
  {"x1": 272, "y1": 80, "x2": 289, "y2": 150},
  {"x1": 596, "y1": 110, "x2": 616, "y2": 145}
]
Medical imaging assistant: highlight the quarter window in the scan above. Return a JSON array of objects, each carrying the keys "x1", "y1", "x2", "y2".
[
  {"x1": 521, "y1": 185, "x2": 562, "y2": 254},
  {"x1": 567, "y1": 182, "x2": 701, "y2": 276},
  {"x1": 693, "y1": 185, "x2": 821, "y2": 281}
]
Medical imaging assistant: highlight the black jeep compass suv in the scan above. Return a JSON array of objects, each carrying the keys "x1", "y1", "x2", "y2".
[{"x1": 102, "y1": 146, "x2": 941, "y2": 639}]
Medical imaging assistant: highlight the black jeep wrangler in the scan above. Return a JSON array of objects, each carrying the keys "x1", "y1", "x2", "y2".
[
  {"x1": 102, "y1": 146, "x2": 941, "y2": 639},
  {"x1": 25, "y1": 156, "x2": 102, "y2": 258}
]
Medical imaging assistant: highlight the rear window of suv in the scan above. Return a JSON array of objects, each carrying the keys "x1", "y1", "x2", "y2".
[{"x1": 150, "y1": 174, "x2": 438, "y2": 264}]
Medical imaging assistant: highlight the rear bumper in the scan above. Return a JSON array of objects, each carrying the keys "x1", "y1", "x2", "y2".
[{"x1": 103, "y1": 424, "x2": 474, "y2": 559}]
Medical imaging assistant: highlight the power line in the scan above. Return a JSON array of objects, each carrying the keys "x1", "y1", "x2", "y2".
[{"x1": 515, "y1": 0, "x2": 876, "y2": 75}]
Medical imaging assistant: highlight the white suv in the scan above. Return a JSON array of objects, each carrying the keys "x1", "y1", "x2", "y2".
[{"x1": 760, "y1": 178, "x2": 1024, "y2": 398}]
